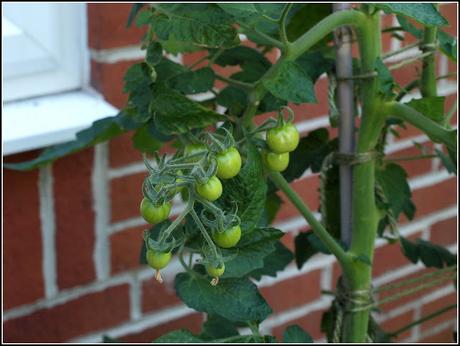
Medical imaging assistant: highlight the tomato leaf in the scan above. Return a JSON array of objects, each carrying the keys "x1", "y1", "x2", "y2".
[
  {"x1": 151, "y1": 88, "x2": 224, "y2": 134},
  {"x1": 153, "y1": 330, "x2": 205, "y2": 343},
  {"x1": 295, "y1": 231, "x2": 331, "y2": 269},
  {"x1": 4, "y1": 112, "x2": 139, "y2": 171},
  {"x1": 405, "y1": 96, "x2": 446, "y2": 124},
  {"x1": 376, "y1": 163, "x2": 415, "y2": 220},
  {"x1": 221, "y1": 227, "x2": 284, "y2": 278},
  {"x1": 127, "y1": 3, "x2": 146, "y2": 27},
  {"x1": 250, "y1": 242, "x2": 293, "y2": 280},
  {"x1": 200, "y1": 315, "x2": 240, "y2": 340},
  {"x1": 175, "y1": 272, "x2": 272, "y2": 322},
  {"x1": 217, "y1": 3, "x2": 259, "y2": 18},
  {"x1": 216, "y1": 87, "x2": 248, "y2": 116},
  {"x1": 375, "y1": 4, "x2": 448, "y2": 26},
  {"x1": 262, "y1": 60, "x2": 316, "y2": 104},
  {"x1": 168, "y1": 67, "x2": 215, "y2": 94},
  {"x1": 217, "y1": 141, "x2": 268, "y2": 233},
  {"x1": 214, "y1": 46, "x2": 271, "y2": 69},
  {"x1": 151, "y1": 4, "x2": 240, "y2": 48},
  {"x1": 287, "y1": 4, "x2": 333, "y2": 46},
  {"x1": 283, "y1": 325, "x2": 313, "y2": 343},
  {"x1": 132, "y1": 123, "x2": 163, "y2": 154},
  {"x1": 399, "y1": 236, "x2": 456, "y2": 268},
  {"x1": 146, "y1": 41, "x2": 163, "y2": 66}
]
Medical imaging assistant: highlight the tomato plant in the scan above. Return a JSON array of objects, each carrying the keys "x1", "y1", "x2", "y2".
[
  {"x1": 212, "y1": 225, "x2": 242, "y2": 248},
  {"x1": 7, "y1": 2, "x2": 457, "y2": 344},
  {"x1": 263, "y1": 151, "x2": 290, "y2": 172},
  {"x1": 140, "y1": 198, "x2": 171, "y2": 224}
]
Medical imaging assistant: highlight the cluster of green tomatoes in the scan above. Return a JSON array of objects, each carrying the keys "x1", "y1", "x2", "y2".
[
  {"x1": 139, "y1": 108, "x2": 299, "y2": 285},
  {"x1": 139, "y1": 128, "x2": 244, "y2": 285}
]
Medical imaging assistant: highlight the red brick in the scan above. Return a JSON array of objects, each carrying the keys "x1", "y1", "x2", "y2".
[
  {"x1": 275, "y1": 175, "x2": 321, "y2": 223},
  {"x1": 408, "y1": 176, "x2": 457, "y2": 220},
  {"x1": 119, "y1": 313, "x2": 203, "y2": 343},
  {"x1": 141, "y1": 279, "x2": 182, "y2": 313},
  {"x1": 420, "y1": 292, "x2": 457, "y2": 332},
  {"x1": 381, "y1": 14, "x2": 396, "y2": 53},
  {"x1": 260, "y1": 270, "x2": 322, "y2": 313},
  {"x1": 377, "y1": 268, "x2": 452, "y2": 312},
  {"x1": 91, "y1": 59, "x2": 142, "y2": 109},
  {"x1": 3, "y1": 151, "x2": 44, "y2": 309},
  {"x1": 54, "y1": 148, "x2": 96, "y2": 289},
  {"x1": 110, "y1": 225, "x2": 146, "y2": 274},
  {"x1": 380, "y1": 310, "x2": 414, "y2": 342},
  {"x1": 87, "y1": 4, "x2": 147, "y2": 50},
  {"x1": 3, "y1": 284, "x2": 131, "y2": 342},
  {"x1": 440, "y1": 3, "x2": 458, "y2": 36},
  {"x1": 272, "y1": 308, "x2": 327, "y2": 341},
  {"x1": 110, "y1": 172, "x2": 146, "y2": 223},
  {"x1": 418, "y1": 327, "x2": 456, "y2": 343},
  {"x1": 430, "y1": 217, "x2": 458, "y2": 247},
  {"x1": 386, "y1": 145, "x2": 434, "y2": 178}
]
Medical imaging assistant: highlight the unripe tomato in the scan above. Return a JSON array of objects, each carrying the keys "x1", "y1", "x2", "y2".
[
  {"x1": 206, "y1": 263, "x2": 225, "y2": 277},
  {"x1": 196, "y1": 176, "x2": 223, "y2": 201},
  {"x1": 184, "y1": 143, "x2": 207, "y2": 162},
  {"x1": 264, "y1": 151, "x2": 290, "y2": 172},
  {"x1": 266, "y1": 123, "x2": 300, "y2": 154},
  {"x1": 147, "y1": 249, "x2": 172, "y2": 270},
  {"x1": 216, "y1": 147, "x2": 242, "y2": 179},
  {"x1": 212, "y1": 225, "x2": 241, "y2": 248},
  {"x1": 140, "y1": 198, "x2": 172, "y2": 224}
]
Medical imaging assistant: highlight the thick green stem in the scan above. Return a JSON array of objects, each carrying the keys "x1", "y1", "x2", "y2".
[
  {"x1": 241, "y1": 9, "x2": 366, "y2": 128},
  {"x1": 268, "y1": 172, "x2": 350, "y2": 266},
  {"x1": 384, "y1": 102, "x2": 456, "y2": 152},
  {"x1": 420, "y1": 24, "x2": 438, "y2": 97},
  {"x1": 341, "y1": 12, "x2": 383, "y2": 343}
]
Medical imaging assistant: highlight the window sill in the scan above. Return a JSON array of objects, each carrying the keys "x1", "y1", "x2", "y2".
[{"x1": 2, "y1": 89, "x2": 119, "y2": 156}]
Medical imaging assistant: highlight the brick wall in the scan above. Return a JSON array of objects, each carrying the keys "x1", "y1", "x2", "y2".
[{"x1": 3, "y1": 3, "x2": 457, "y2": 343}]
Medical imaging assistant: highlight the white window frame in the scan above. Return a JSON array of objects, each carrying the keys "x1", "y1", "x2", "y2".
[{"x1": 2, "y1": 3, "x2": 119, "y2": 156}]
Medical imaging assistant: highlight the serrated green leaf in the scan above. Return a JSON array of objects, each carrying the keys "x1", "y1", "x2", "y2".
[
  {"x1": 296, "y1": 51, "x2": 335, "y2": 83},
  {"x1": 151, "y1": 88, "x2": 223, "y2": 134},
  {"x1": 374, "y1": 57, "x2": 396, "y2": 98},
  {"x1": 295, "y1": 231, "x2": 331, "y2": 269},
  {"x1": 215, "y1": 46, "x2": 271, "y2": 69},
  {"x1": 221, "y1": 228, "x2": 283, "y2": 278},
  {"x1": 258, "y1": 192, "x2": 283, "y2": 227},
  {"x1": 216, "y1": 87, "x2": 248, "y2": 116},
  {"x1": 153, "y1": 330, "x2": 205, "y2": 343},
  {"x1": 435, "y1": 148, "x2": 457, "y2": 175},
  {"x1": 257, "y1": 92, "x2": 288, "y2": 114},
  {"x1": 4, "y1": 112, "x2": 137, "y2": 171},
  {"x1": 152, "y1": 4, "x2": 240, "y2": 48},
  {"x1": 127, "y1": 3, "x2": 146, "y2": 27},
  {"x1": 169, "y1": 67, "x2": 215, "y2": 94},
  {"x1": 200, "y1": 315, "x2": 239, "y2": 340},
  {"x1": 405, "y1": 96, "x2": 445, "y2": 124},
  {"x1": 286, "y1": 4, "x2": 333, "y2": 46},
  {"x1": 217, "y1": 142, "x2": 267, "y2": 233},
  {"x1": 283, "y1": 325, "x2": 313, "y2": 343},
  {"x1": 217, "y1": 3, "x2": 258, "y2": 18},
  {"x1": 175, "y1": 272, "x2": 272, "y2": 322},
  {"x1": 438, "y1": 31, "x2": 457, "y2": 61},
  {"x1": 263, "y1": 61, "x2": 316, "y2": 104},
  {"x1": 376, "y1": 163, "x2": 415, "y2": 220},
  {"x1": 146, "y1": 41, "x2": 163, "y2": 66},
  {"x1": 250, "y1": 242, "x2": 293, "y2": 280},
  {"x1": 123, "y1": 63, "x2": 154, "y2": 122},
  {"x1": 375, "y1": 4, "x2": 448, "y2": 26},
  {"x1": 416, "y1": 239, "x2": 456, "y2": 268},
  {"x1": 132, "y1": 124, "x2": 162, "y2": 154}
]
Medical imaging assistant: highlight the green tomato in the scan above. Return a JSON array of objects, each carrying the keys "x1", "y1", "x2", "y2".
[
  {"x1": 184, "y1": 143, "x2": 207, "y2": 162},
  {"x1": 264, "y1": 151, "x2": 290, "y2": 172},
  {"x1": 140, "y1": 198, "x2": 171, "y2": 224},
  {"x1": 266, "y1": 123, "x2": 300, "y2": 154},
  {"x1": 196, "y1": 176, "x2": 223, "y2": 201},
  {"x1": 216, "y1": 147, "x2": 242, "y2": 179},
  {"x1": 206, "y1": 263, "x2": 225, "y2": 277},
  {"x1": 147, "y1": 249, "x2": 172, "y2": 270},
  {"x1": 212, "y1": 225, "x2": 241, "y2": 248}
]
